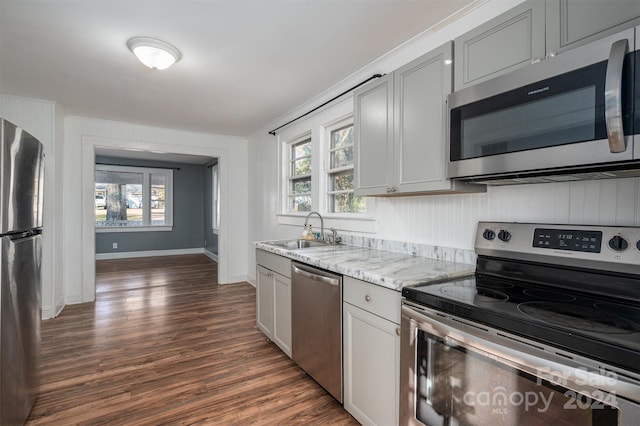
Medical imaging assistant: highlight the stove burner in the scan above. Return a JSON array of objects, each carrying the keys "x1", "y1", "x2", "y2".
[
  {"x1": 522, "y1": 289, "x2": 576, "y2": 302},
  {"x1": 439, "y1": 285, "x2": 508, "y2": 303},
  {"x1": 517, "y1": 302, "x2": 639, "y2": 334}
]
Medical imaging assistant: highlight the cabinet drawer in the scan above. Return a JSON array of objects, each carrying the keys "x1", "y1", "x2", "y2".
[
  {"x1": 343, "y1": 276, "x2": 401, "y2": 324},
  {"x1": 256, "y1": 249, "x2": 291, "y2": 278}
]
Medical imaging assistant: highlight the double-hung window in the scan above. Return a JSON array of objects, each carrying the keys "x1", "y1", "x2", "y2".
[
  {"x1": 326, "y1": 121, "x2": 365, "y2": 214},
  {"x1": 278, "y1": 103, "x2": 374, "y2": 233},
  {"x1": 95, "y1": 164, "x2": 173, "y2": 231},
  {"x1": 286, "y1": 136, "x2": 312, "y2": 212}
]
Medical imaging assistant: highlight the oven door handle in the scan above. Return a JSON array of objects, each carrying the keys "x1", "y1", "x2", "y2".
[{"x1": 604, "y1": 38, "x2": 628, "y2": 153}]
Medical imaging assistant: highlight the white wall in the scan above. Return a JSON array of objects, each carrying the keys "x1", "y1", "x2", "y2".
[
  {"x1": 246, "y1": 0, "x2": 640, "y2": 282},
  {"x1": 64, "y1": 116, "x2": 249, "y2": 304},
  {"x1": 0, "y1": 94, "x2": 65, "y2": 319}
]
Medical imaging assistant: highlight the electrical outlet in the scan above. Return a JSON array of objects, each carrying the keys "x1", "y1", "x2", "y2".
[
  {"x1": 204, "y1": 239, "x2": 207, "y2": 246},
  {"x1": 112, "y1": 242, "x2": 118, "y2": 249}
]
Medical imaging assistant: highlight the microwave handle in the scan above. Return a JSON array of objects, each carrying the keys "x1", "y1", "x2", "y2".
[{"x1": 604, "y1": 38, "x2": 628, "y2": 153}]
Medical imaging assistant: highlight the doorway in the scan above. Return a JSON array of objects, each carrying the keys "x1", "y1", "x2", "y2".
[{"x1": 81, "y1": 136, "x2": 231, "y2": 303}]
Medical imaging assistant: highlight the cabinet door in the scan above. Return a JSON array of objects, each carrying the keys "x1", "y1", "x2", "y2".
[
  {"x1": 546, "y1": 0, "x2": 640, "y2": 55},
  {"x1": 343, "y1": 302, "x2": 400, "y2": 426},
  {"x1": 394, "y1": 42, "x2": 453, "y2": 193},
  {"x1": 272, "y1": 272, "x2": 291, "y2": 357},
  {"x1": 354, "y1": 74, "x2": 394, "y2": 196},
  {"x1": 454, "y1": 0, "x2": 545, "y2": 89},
  {"x1": 256, "y1": 265, "x2": 274, "y2": 338}
]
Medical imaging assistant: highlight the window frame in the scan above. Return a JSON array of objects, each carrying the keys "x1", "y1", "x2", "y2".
[
  {"x1": 212, "y1": 163, "x2": 220, "y2": 233},
  {"x1": 276, "y1": 99, "x2": 376, "y2": 233},
  {"x1": 95, "y1": 164, "x2": 174, "y2": 233},
  {"x1": 283, "y1": 133, "x2": 313, "y2": 214},
  {"x1": 324, "y1": 117, "x2": 366, "y2": 216}
]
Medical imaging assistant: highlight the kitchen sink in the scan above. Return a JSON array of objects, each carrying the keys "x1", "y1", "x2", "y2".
[{"x1": 267, "y1": 239, "x2": 332, "y2": 250}]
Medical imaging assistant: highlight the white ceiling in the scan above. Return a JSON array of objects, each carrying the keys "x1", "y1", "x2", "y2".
[{"x1": 0, "y1": 0, "x2": 474, "y2": 138}]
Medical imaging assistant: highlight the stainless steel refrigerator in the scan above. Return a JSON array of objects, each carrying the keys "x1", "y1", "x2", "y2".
[{"x1": 0, "y1": 119, "x2": 44, "y2": 425}]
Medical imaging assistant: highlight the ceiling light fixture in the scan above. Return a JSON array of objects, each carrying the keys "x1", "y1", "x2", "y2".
[{"x1": 127, "y1": 37, "x2": 181, "y2": 70}]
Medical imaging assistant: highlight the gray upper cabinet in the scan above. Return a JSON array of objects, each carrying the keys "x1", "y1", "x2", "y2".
[
  {"x1": 546, "y1": 0, "x2": 640, "y2": 55},
  {"x1": 455, "y1": 0, "x2": 640, "y2": 91},
  {"x1": 354, "y1": 74, "x2": 394, "y2": 196},
  {"x1": 355, "y1": 42, "x2": 484, "y2": 196},
  {"x1": 454, "y1": 1, "x2": 545, "y2": 90}
]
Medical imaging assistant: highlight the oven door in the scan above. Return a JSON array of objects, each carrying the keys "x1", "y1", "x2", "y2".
[
  {"x1": 447, "y1": 28, "x2": 636, "y2": 182},
  {"x1": 400, "y1": 302, "x2": 640, "y2": 426}
]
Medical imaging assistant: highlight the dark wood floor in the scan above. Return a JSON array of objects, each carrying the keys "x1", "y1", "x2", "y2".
[{"x1": 27, "y1": 254, "x2": 356, "y2": 425}]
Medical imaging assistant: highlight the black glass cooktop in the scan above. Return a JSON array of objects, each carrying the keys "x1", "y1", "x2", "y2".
[{"x1": 403, "y1": 274, "x2": 640, "y2": 375}]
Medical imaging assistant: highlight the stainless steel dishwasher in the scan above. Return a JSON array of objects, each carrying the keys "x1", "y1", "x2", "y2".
[{"x1": 291, "y1": 262, "x2": 342, "y2": 403}]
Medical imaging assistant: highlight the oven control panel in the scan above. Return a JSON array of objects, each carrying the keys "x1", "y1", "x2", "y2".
[
  {"x1": 532, "y1": 228, "x2": 602, "y2": 253},
  {"x1": 476, "y1": 222, "x2": 640, "y2": 275}
]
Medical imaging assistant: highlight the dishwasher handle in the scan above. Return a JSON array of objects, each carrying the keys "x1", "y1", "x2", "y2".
[{"x1": 292, "y1": 263, "x2": 340, "y2": 287}]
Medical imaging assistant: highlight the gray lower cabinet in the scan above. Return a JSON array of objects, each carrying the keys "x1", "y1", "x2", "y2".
[
  {"x1": 455, "y1": 0, "x2": 640, "y2": 90},
  {"x1": 256, "y1": 250, "x2": 292, "y2": 357},
  {"x1": 343, "y1": 277, "x2": 401, "y2": 426},
  {"x1": 354, "y1": 41, "x2": 483, "y2": 196}
]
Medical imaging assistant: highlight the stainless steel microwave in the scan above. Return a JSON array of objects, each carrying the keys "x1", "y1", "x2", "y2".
[{"x1": 448, "y1": 26, "x2": 640, "y2": 185}]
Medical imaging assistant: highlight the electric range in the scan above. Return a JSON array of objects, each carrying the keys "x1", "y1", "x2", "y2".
[{"x1": 400, "y1": 222, "x2": 640, "y2": 425}]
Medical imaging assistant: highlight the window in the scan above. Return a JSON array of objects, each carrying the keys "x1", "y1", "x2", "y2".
[
  {"x1": 277, "y1": 102, "x2": 375, "y2": 233},
  {"x1": 212, "y1": 164, "x2": 220, "y2": 231},
  {"x1": 326, "y1": 122, "x2": 365, "y2": 214},
  {"x1": 95, "y1": 164, "x2": 173, "y2": 231},
  {"x1": 286, "y1": 136, "x2": 312, "y2": 212}
]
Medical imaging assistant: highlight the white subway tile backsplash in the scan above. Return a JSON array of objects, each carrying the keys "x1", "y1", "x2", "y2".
[{"x1": 364, "y1": 177, "x2": 640, "y2": 251}]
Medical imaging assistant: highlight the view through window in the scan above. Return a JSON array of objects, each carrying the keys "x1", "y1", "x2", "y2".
[
  {"x1": 95, "y1": 165, "x2": 172, "y2": 229},
  {"x1": 327, "y1": 124, "x2": 365, "y2": 213},
  {"x1": 287, "y1": 138, "x2": 312, "y2": 212}
]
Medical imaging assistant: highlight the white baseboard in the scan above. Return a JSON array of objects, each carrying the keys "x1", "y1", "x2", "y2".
[
  {"x1": 203, "y1": 249, "x2": 219, "y2": 261},
  {"x1": 96, "y1": 247, "x2": 205, "y2": 260},
  {"x1": 246, "y1": 275, "x2": 256, "y2": 287},
  {"x1": 64, "y1": 293, "x2": 84, "y2": 305},
  {"x1": 41, "y1": 306, "x2": 54, "y2": 320},
  {"x1": 223, "y1": 274, "x2": 250, "y2": 285}
]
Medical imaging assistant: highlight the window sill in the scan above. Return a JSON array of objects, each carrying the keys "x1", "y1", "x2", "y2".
[
  {"x1": 96, "y1": 226, "x2": 173, "y2": 233},
  {"x1": 277, "y1": 213, "x2": 377, "y2": 233}
]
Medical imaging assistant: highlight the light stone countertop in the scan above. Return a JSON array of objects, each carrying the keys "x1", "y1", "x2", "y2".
[{"x1": 255, "y1": 241, "x2": 476, "y2": 291}]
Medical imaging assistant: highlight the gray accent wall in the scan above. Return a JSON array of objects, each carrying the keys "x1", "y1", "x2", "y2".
[
  {"x1": 95, "y1": 156, "x2": 207, "y2": 254},
  {"x1": 203, "y1": 159, "x2": 219, "y2": 256}
]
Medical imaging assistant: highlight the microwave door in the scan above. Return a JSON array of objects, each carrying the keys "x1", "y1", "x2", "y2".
[{"x1": 447, "y1": 27, "x2": 636, "y2": 181}]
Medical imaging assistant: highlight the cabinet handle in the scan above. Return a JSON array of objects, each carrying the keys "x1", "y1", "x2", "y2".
[
  {"x1": 365, "y1": 295, "x2": 371, "y2": 302},
  {"x1": 395, "y1": 327, "x2": 401, "y2": 336}
]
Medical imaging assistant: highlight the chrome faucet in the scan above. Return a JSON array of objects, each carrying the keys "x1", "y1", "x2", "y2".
[
  {"x1": 329, "y1": 228, "x2": 341, "y2": 245},
  {"x1": 304, "y1": 211, "x2": 324, "y2": 240}
]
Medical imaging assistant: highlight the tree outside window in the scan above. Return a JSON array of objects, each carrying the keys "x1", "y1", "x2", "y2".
[
  {"x1": 95, "y1": 165, "x2": 172, "y2": 229},
  {"x1": 287, "y1": 138, "x2": 312, "y2": 212},
  {"x1": 327, "y1": 124, "x2": 365, "y2": 214}
]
